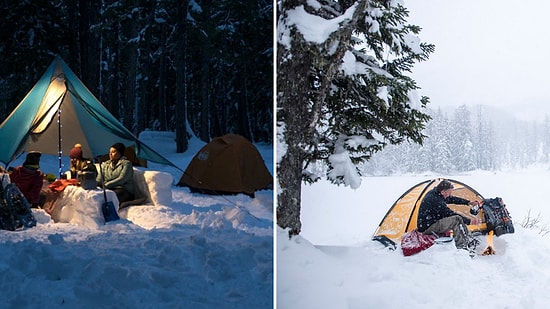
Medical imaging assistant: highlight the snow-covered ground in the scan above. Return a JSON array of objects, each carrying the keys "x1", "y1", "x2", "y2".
[
  {"x1": 277, "y1": 169, "x2": 550, "y2": 308},
  {"x1": 1, "y1": 131, "x2": 273, "y2": 309}
]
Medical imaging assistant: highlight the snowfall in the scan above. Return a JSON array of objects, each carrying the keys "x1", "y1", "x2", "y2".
[
  {"x1": 277, "y1": 4, "x2": 550, "y2": 308},
  {"x1": 277, "y1": 169, "x2": 550, "y2": 308},
  {"x1": 0, "y1": 131, "x2": 273, "y2": 308}
]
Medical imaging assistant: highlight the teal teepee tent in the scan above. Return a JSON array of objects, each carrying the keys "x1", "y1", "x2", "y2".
[{"x1": 0, "y1": 56, "x2": 180, "y2": 173}]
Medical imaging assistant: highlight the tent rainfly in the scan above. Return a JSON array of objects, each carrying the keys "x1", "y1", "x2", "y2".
[
  {"x1": 0, "y1": 56, "x2": 180, "y2": 174},
  {"x1": 372, "y1": 178, "x2": 487, "y2": 249}
]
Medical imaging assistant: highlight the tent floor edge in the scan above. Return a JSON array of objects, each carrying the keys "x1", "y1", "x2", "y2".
[{"x1": 372, "y1": 235, "x2": 396, "y2": 251}]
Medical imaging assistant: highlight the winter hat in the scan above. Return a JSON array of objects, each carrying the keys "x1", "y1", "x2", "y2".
[
  {"x1": 69, "y1": 143, "x2": 83, "y2": 159},
  {"x1": 436, "y1": 179, "x2": 454, "y2": 192},
  {"x1": 111, "y1": 143, "x2": 126, "y2": 156},
  {"x1": 23, "y1": 151, "x2": 42, "y2": 167}
]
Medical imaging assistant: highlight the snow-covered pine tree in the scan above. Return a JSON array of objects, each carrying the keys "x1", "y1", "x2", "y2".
[
  {"x1": 451, "y1": 105, "x2": 476, "y2": 172},
  {"x1": 473, "y1": 106, "x2": 495, "y2": 170},
  {"x1": 276, "y1": 0, "x2": 434, "y2": 236},
  {"x1": 430, "y1": 110, "x2": 453, "y2": 173}
]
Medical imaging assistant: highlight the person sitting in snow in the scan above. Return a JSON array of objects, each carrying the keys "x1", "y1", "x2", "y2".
[
  {"x1": 96, "y1": 143, "x2": 135, "y2": 204},
  {"x1": 417, "y1": 179, "x2": 481, "y2": 254},
  {"x1": 69, "y1": 143, "x2": 97, "y2": 179},
  {"x1": 9, "y1": 151, "x2": 45, "y2": 208}
]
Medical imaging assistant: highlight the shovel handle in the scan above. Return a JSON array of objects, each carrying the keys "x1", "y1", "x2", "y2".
[{"x1": 96, "y1": 156, "x2": 109, "y2": 203}]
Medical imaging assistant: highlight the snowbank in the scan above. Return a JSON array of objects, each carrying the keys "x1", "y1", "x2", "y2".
[
  {"x1": 0, "y1": 133, "x2": 273, "y2": 308},
  {"x1": 279, "y1": 171, "x2": 550, "y2": 308}
]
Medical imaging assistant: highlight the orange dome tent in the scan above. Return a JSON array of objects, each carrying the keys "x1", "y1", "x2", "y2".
[
  {"x1": 177, "y1": 134, "x2": 272, "y2": 197},
  {"x1": 372, "y1": 178, "x2": 488, "y2": 249}
]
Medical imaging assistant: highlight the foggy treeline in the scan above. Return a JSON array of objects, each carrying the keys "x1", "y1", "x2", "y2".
[
  {"x1": 363, "y1": 105, "x2": 550, "y2": 175},
  {"x1": 0, "y1": 0, "x2": 273, "y2": 152}
]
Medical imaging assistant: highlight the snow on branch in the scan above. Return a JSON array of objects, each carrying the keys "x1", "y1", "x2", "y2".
[
  {"x1": 282, "y1": 3, "x2": 359, "y2": 46},
  {"x1": 327, "y1": 135, "x2": 378, "y2": 189}
]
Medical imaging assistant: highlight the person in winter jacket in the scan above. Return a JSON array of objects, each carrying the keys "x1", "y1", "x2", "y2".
[
  {"x1": 96, "y1": 143, "x2": 135, "y2": 203},
  {"x1": 68, "y1": 143, "x2": 97, "y2": 179},
  {"x1": 417, "y1": 179, "x2": 481, "y2": 252},
  {"x1": 9, "y1": 151, "x2": 44, "y2": 208}
]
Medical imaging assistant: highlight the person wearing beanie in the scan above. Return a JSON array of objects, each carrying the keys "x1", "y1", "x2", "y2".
[
  {"x1": 69, "y1": 144, "x2": 83, "y2": 160},
  {"x1": 96, "y1": 142, "x2": 135, "y2": 203},
  {"x1": 68, "y1": 143, "x2": 97, "y2": 179},
  {"x1": 416, "y1": 179, "x2": 481, "y2": 256},
  {"x1": 9, "y1": 151, "x2": 44, "y2": 207}
]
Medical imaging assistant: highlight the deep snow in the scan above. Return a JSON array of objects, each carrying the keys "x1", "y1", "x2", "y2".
[
  {"x1": 277, "y1": 169, "x2": 550, "y2": 308},
  {"x1": 0, "y1": 131, "x2": 273, "y2": 309},
  {"x1": 275, "y1": 1, "x2": 550, "y2": 308}
]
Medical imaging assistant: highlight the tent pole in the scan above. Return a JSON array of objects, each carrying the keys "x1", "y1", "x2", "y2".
[{"x1": 57, "y1": 105, "x2": 62, "y2": 178}]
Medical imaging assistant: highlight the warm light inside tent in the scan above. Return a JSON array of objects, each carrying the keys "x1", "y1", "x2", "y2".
[{"x1": 31, "y1": 76, "x2": 66, "y2": 134}]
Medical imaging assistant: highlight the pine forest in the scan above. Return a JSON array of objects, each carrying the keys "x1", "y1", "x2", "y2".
[
  {"x1": 0, "y1": 0, "x2": 273, "y2": 152},
  {"x1": 362, "y1": 105, "x2": 550, "y2": 175}
]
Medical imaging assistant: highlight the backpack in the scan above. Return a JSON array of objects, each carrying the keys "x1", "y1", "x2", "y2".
[
  {"x1": 0, "y1": 180, "x2": 37, "y2": 231},
  {"x1": 482, "y1": 197, "x2": 514, "y2": 236}
]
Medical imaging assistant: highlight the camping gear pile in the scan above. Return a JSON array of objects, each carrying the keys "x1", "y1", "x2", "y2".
[
  {"x1": 482, "y1": 197, "x2": 514, "y2": 236},
  {"x1": 0, "y1": 175, "x2": 36, "y2": 231},
  {"x1": 372, "y1": 178, "x2": 514, "y2": 256},
  {"x1": 76, "y1": 171, "x2": 97, "y2": 190}
]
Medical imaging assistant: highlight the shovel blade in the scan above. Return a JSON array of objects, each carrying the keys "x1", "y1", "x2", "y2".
[{"x1": 102, "y1": 201, "x2": 120, "y2": 222}]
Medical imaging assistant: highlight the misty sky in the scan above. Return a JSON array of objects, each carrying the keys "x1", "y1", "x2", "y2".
[{"x1": 405, "y1": 0, "x2": 550, "y2": 120}]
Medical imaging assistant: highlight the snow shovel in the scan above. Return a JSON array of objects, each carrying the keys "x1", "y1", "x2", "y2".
[{"x1": 97, "y1": 157, "x2": 120, "y2": 223}]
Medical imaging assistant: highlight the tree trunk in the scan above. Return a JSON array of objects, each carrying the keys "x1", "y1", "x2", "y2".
[
  {"x1": 237, "y1": 67, "x2": 252, "y2": 141},
  {"x1": 276, "y1": 0, "x2": 368, "y2": 236},
  {"x1": 276, "y1": 36, "x2": 312, "y2": 237},
  {"x1": 158, "y1": 23, "x2": 167, "y2": 132},
  {"x1": 78, "y1": 0, "x2": 90, "y2": 77},
  {"x1": 175, "y1": 3, "x2": 188, "y2": 153},
  {"x1": 78, "y1": 0, "x2": 100, "y2": 95},
  {"x1": 277, "y1": 145, "x2": 305, "y2": 237},
  {"x1": 125, "y1": 20, "x2": 139, "y2": 133},
  {"x1": 137, "y1": 18, "x2": 153, "y2": 135},
  {"x1": 68, "y1": 1, "x2": 79, "y2": 67},
  {"x1": 125, "y1": 49, "x2": 137, "y2": 132},
  {"x1": 199, "y1": 52, "x2": 210, "y2": 141}
]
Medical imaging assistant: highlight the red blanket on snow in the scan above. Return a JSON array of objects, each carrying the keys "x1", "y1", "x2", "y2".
[
  {"x1": 401, "y1": 229, "x2": 437, "y2": 256},
  {"x1": 41, "y1": 179, "x2": 80, "y2": 215},
  {"x1": 48, "y1": 179, "x2": 79, "y2": 193}
]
